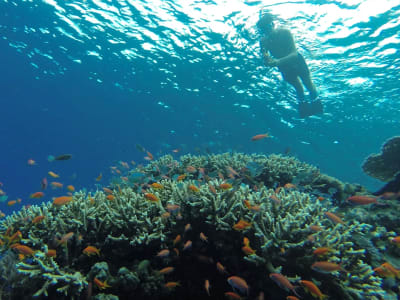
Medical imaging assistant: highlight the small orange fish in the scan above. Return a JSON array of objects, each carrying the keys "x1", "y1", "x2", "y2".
[
  {"x1": 13, "y1": 245, "x2": 36, "y2": 256},
  {"x1": 7, "y1": 200, "x2": 17, "y2": 206},
  {"x1": 269, "y1": 273, "x2": 300, "y2": 297},
  {"x1": 144, "y1": 193, "x2": 159, "y2": 202},
  {"x1": 184, "y1": 223, "x2": 191, "y2": 232},
  {"x1": 347, "y1": 195, "x2": 378, "y2": 205},
  {"x1": 200, "y1": 232, "x2": 208, "y2": 242},
  {"x1": 67, "y1": 185, "x2": 75, "y2": 192},
  {"x1": 96, "y1": 173, "x2": 102, "y2": 181},
  {"x1": 32, "y1": 215, "x2": 45, "y2": 224},
  {"x1": 374, "y1": 265, "x2": 394, "y2": 277},
  {"x1": 151, "y1": 182, "x2": 164, "y2": 189},
  {"x1": 106, "y1": 194, "x2": 115, "y2": 201},
  {"x1": 227, "y1": 276, "x2": 249, "y2": 296},
  {"x1": 83, "y1": 246, "x2": 100, "y2": 256},
  {"x1": 224, "y1": 291, "x2": 241, "y2": 299},
  {"x1": 48, "y1": 171, "x2": 59, "y2": 178},
  {"x1": 284, "y1": 183, "x2": 296, "y2": 189},
  {"x1": 287, "y1": 296, "x2": 300, "y2": 300},
  {"x1": 269, "y1": 194, "x2": 281, "y2": 205},
  {"x1": 233, "y1": 219, "x2": 251, "y2": 231},
  {"x1": 172, "y1": 149, "x2": 180, "y2": 153},
  {"x1": 205, "y1": 279, "x2": 211, "y2": 296},
  {"x1": 57, "y1": 232, "x2": 74, "y2": 246},
  {"x1": 93, "y1": 277, "x2": 111, "y2": 290},
  {"x1": 173, "y1": 234, "x2": 182, "y2": 246},
  {"x1": 390, "y1": 236, "x2": 400, "y2": 246},
  {"x1": 300, "y1": 280, "x2": 327, "y2": 299},
  {"x1": 242, "y1": 245, "x2": 256, "y2": 255},
  {"x1": 50, "y1": 182, "x2": 63, "y2": 189},
  {"x1": 166, "y1": 204, "x2": 180, "y2": 213},
  {"x1": 381, "y1": 262, "x2": 400, "y2": 278},
  {"x1": 103, "y1": 187, "x2": 113, "y2": 194},
  {"x1": 146, "y1": 151, "x2": 154, "y2": 160},
  {"x1": 243, "y1": 237, "x2": 250, "y2": 247},
  {"x1": 164, "y1": 281, "x2": 180, "y2": 289},
  {"x1": 159, "y1": 266, "x2": 174, "y2": 274},
  {"x1": 157, "y1": 249, "x2": 170, "y2": 257},
  {"x1": 30, "y1": 192, "x2": 44, "y2": 199},
  {"x1": 313, "y1": 247, "x2": 332, "y2": 256},
  {"x1": 243, "y1": 200, "x2": 252, "y2": 209},
  {"x1": 177, "y1": 174, "x2": 186, "y2": 181},
  {"x1": 186, "y1": 166, "x2": 197, "y2": 173},
  {"x1": 219, "y1": 183, "x2": 232, "y2": 190},
  {"x1": 27, "y1": 159, "x2": 36, "y2": 165},
  {"x1": 251, "y1": 133, "x2": 269, "y2": 141},
  {"x1": 309, "y1": 225, "x2": 323, "y2": 232},
  {"x1": 188, "y1": 184, "x2": 199, "y2": 192},
  {"x1": 216, "y1": 262, "x2": 228, "y2": 274},
  {"x1": 311, "y1": 261, "x2": 347, "y2": 273},
  {"x1": 324, "y1": 211, "x2": 344, "y2": 224},
  {"x1": 208, "y1": 183, "x2": 217, "y2": 194},
  {"x1": 46, "y1": 249, "x2": 57, "y2": 258},
  {"x1": 53, "y1": 196, "x2": 73, "y2": 206},
  {"x1": 183, "y1": 240, "x2": 192, "y2": 251}
]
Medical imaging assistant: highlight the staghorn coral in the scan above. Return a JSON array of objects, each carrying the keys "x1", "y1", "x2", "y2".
[{"x1": 0, "y1": 153, "x2": 394, "y2": 299}]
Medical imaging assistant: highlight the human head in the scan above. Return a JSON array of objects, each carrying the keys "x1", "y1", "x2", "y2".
[{"x1": 257, "y1": 13, "x2": 275, "y2": 35}]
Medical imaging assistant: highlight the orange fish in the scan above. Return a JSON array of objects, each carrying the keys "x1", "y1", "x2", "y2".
[
  {"x1": 313, "y1": 247, "x2": 332, "y2": 256},
  {"x1": 300, "y1": 280, "x2": 327, "y2": 300},
  {"x1": 251, "y1": 133, "x2": 269, "y2": 141},
  {"x1": 67, "y1": 185, "x2": 75, "y2": 192},
  {"x1": 46, "y1": 249, "x2": 57, "y2": 258},
  {"x1": 166, "y1": 204, "x2": 180, "y2": 213},
  {"x1": 208, "y1": 184, "x2": 217, "y2": 194},
  {"x1": 186, "y1": 166, "x2": 197, "y2": 173},
  {"x1": 57, "y1": 232, "x2": 74, "y2": 246},
  {"x1": 224, "y1": 292, "x2": 241, "y2": 299},
  {"x1": 27, "y1": 159, "x2": 36, "y2": 165},
  {"x1": 7, "y1": 200, "x2": 17, "y2": 206},
  {"x1": 216, "y1": 262, "x2": 228, "y2": 274},
  {"x1": 205, "y1": 279, "x2": 211, "y2": 296},
  {"x1": 144, "y1": 193, "x2": 159, "y2": 202},
  {"x1": 157, "y1": 249, "x2": 170, "y2": 257},
  {"x1": 284, "y1": 183, "x2": 296, "y2": 189},
  {"x1": 159, "y1": 266, "x2": 174, "y2": 274},
  {"x1": 32, "y1": 215, "x2": 45, "y2": 224},
  {"x1": 173, "y1": 234, "x2": 182, "y2": 246},
  {"x1": 96, "y1": 173, "x2": 102, "y2": 181},
  {"x1": 311, "y1": 261, "x2": 347, "y2": 273},
  {"x1": 381, "y1": 262, "x2": 400, "y2": 278},
  {"x1": 83, "y1": 246, "x2": 100, "y2": 256},
  {"x1": 227, "y1": 276, "x2": 249, "y2": 296},
  {"x1": 184, "y1": 223, "x2": 192, "y2": 232},
  {"x1": 220, "y1": 183, "x2": 232, "y2": 190},
  {"x1": 50, "y1": 182, "x2": 63, "y2": 189},
  {"x1": 309, "y1": 225, "x2": 323, "y2": 232},
  {"x1": 164, "y1": 281, "x2": 180, "y2": 289},
  {"x1": 48, "y1": 171, "x2": 59, "y2": 178},
  {"x1": 233, "y1": 219, "x2": 251, "y2": 231},
  {"x1": 53, "y1": 196, "x2": 73, "y2": 206},
  {"x1": 177, "y1": 174, "x2": 186, "y2": 181},
  {"x1": 287, "y1": 297, "x2": 300, "y2": 300},
  {"x1": 269, "y1": 273, "x2": 300, "y2": 297},
  {"x1": 183, "y1": 240, "x2": 192, "y2": 251},
  {"x1": 103, "y1": 187, "x2": 113, "y2": 194},
  {"x1": 200, "y1": 232, "x2": 208, "y2": 242},
  {"x1": 269, "y1": 194, "x2": 281, "y2": 205},
  {"x1": 30, "y1": 192, "x2": 44, "y2": 199},
  {"x1": 172, "y1": 149, "x2": 180, "y2": 153},
  {"x1": 93, "y1": 277, "x2": 111, "y2": 290},
  {"x1": 324, "y1": 211, "x2": 344, "y2": 224},
  {"x1": 347, "y1": 195, "x2": 378, "y2": 205},
  {"x1": 242, "y1": 245, "x2": 256, "y2": 255},
  {"x1": 146, "y1": 151, "x2": 154, "y2": 160},
  {"x1": 13, "y1": 245, "x2": 35, "y2": 256},
  {"x1": 188, "y1": 185, "x2": 200, "y2": 192},
  {"x1": 243, "y1": 200, "x2": 252, "y2": 209},
  {"x1": 243, "y1": 237, "x2": 250, "y2": 247},
  {"x1": 106, "y1": 195, "x2": 115, "y2": 201},
  {"x1": 151, "y1": 183, "x2": 164, "y2": 189}
]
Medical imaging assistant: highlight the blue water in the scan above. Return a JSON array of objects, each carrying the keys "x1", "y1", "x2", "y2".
[{"x1": 0, "y1": 0, "x2": 399, "y2": 215}]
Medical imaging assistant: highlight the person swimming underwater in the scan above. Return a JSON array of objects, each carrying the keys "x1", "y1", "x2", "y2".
[{"x1": 257, "y1": 12, "x2": 323, "y2": 118}]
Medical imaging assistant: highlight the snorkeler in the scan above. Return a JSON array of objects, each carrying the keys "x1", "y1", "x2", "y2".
[{"x1": 257, "y1": 12, "x2": 323, "y2": 118}]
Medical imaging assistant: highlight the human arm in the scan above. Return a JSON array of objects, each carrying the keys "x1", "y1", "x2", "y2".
[{"x1": 263, "y1": 29, "x2": 299, "y2": 67}]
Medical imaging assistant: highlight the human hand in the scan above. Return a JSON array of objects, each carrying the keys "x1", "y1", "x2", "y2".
[{"x1": 263, "y1": 53, "x2": 279, "y2": 67}]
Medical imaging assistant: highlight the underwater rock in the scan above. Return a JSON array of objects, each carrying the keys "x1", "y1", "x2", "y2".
[{"x1": 362, "y1": 136, "x2": 400, "y2": 182}]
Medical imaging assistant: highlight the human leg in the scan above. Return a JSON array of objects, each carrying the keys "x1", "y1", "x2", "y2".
[{"x1": 283, "y1": 75, "x2": 305, "y2": 102}]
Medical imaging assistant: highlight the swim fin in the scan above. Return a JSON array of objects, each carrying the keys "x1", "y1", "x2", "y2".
[{"x1": 298, "y1": 99, "x2": 323, "y2": 118}]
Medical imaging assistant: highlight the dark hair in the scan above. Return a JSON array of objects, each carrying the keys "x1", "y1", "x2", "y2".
[{"x1": 257, "y1": 13, "x2": 274, "y2": 33}]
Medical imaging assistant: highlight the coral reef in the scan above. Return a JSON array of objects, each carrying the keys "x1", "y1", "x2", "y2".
[{"x1": 0, "y1": 152, "x2": 397, "y2": 299}]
